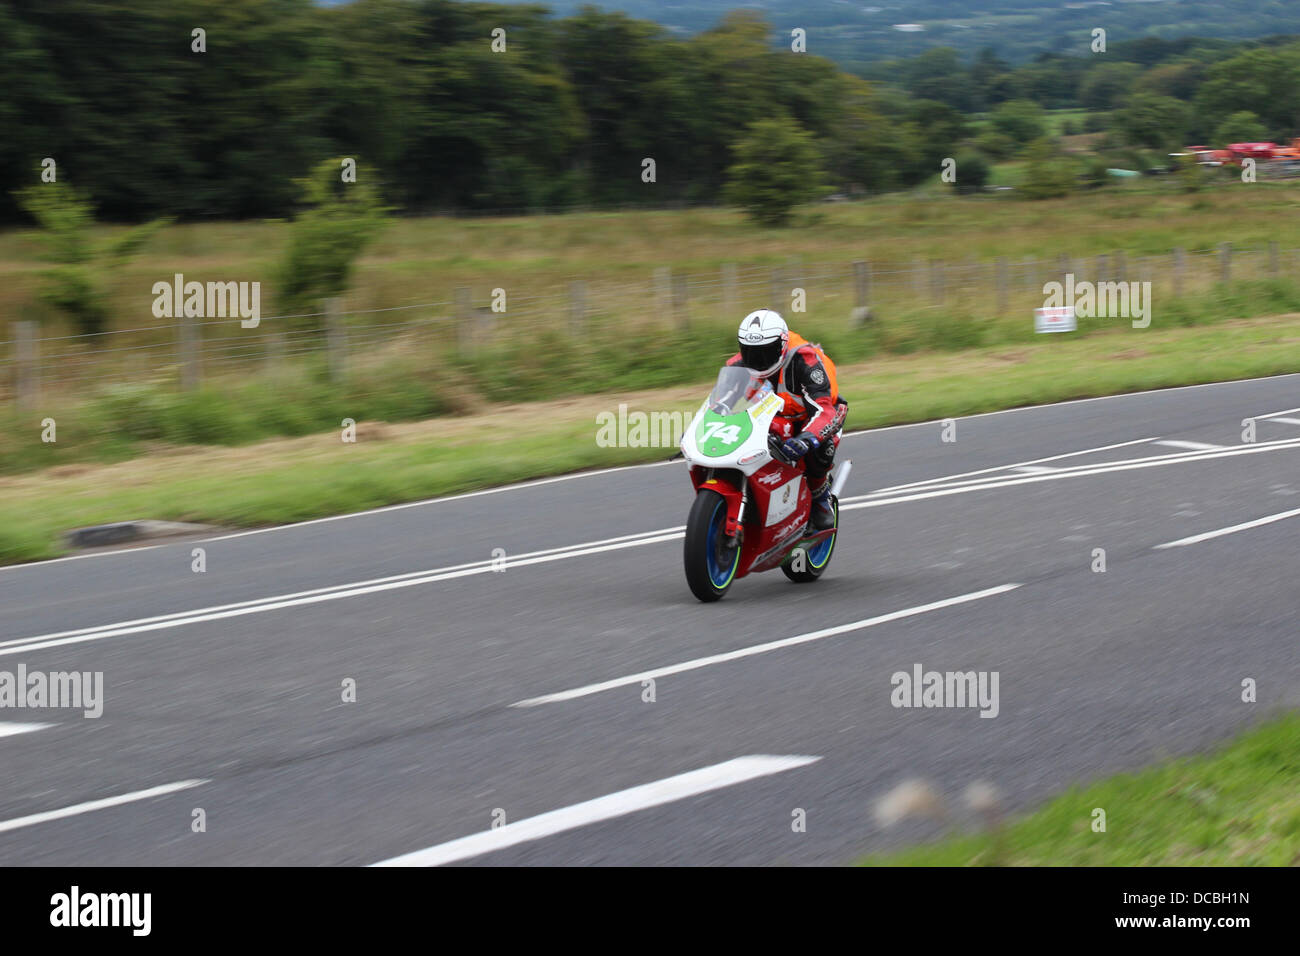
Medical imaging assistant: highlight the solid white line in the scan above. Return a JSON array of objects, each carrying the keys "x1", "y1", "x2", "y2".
[
  {"x1": 846, "y1": 435, "x2": 1300, "y2": 504},
  {"x1": 0, "y1": 779, "x2": 208, "y2": 836},
  {"x1": 1155, "y1": 440, "x2": 1224, "y2": 451},
  {"x1": 1256, "y1": 405, "x2": 1300, "y2": 421},
  {"x1": 0, "y1": 722, "x2": 52, "y2": 739},
  {"x1": 370, "y1": 755, "x2": 821, "y2": 867},
  {"x1": 1, "y1": 532, "x2": 685, "y2": 659},
  {"x1": 0, "y1": 525, "x2": 685, "y2": 653},
  {"x1": 1154, "y1": 506, "x2": 1300, "y2": 549},
  {"x1": 512, "y1": 584, "x2": 1021, "y2": 707},
  {"x1": 1012, "y1": 466, "x2": 1057, "y2": 474},
  {"x1": 1268, "y1": 417, "x2": 1300, "y2": 426},
  {"x1": 867, "y1": 437, "x2": 1156, "y2": 495},
  {"x1": 0, "y1": 546, "x2": 164, "y2": 574},
  {"x1": 840, "y1": 437, "x2": 1300, "y2": 513}
]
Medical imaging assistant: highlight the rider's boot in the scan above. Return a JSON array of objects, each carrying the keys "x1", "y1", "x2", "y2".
[{"x1": 809, "y1": 476, "x2": 836, "y2": 531}]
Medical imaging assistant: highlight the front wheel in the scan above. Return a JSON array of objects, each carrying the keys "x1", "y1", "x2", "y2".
[
  {"x1": 782, "y1": 496, "x2": 838, "y2": 583},
  {"x1": 684, "y1": 489, "x2": 741, "y2": 602}
]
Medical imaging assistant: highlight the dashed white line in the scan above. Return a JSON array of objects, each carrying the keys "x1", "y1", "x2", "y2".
[
  {"x1": 0, "y1": 779, "x2": 208, "y2": 836},
  {"x1": 1154, "y1": 506, "x2": 1300, "y2": 549},
  {"x1": 512, "y1": 584, "x2": 1021, "y2": 707},
  {"x1": 370, "y1": 755, "x2": 821, "y2": 867}
]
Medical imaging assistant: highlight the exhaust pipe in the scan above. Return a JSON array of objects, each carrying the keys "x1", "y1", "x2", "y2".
[{"x1": 829, "y1": 459, "x2": 853, "y2": 498}]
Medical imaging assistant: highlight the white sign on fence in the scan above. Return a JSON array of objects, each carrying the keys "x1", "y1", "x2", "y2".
[{"x1": 1034, "y1": 305, "x2": 1076, "y2": 333}]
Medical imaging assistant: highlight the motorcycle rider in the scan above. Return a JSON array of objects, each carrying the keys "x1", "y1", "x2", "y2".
[{"x1": 729, "y1": 309, "x2": 847, "y2": 530}]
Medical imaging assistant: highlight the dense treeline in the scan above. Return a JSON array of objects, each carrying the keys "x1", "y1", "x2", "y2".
[{"x1": 2, "y1": 0, "x2": 1300, "y2": 224}]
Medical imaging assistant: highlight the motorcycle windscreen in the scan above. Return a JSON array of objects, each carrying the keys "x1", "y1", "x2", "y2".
[{"x1": 706, "y1": 365, "x2": 769, "y2": 415}]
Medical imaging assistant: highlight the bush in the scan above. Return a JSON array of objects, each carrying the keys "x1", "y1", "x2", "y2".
[
  {"x1": 276, "y1": 158, "x2": 389, "y2": 322},
  {"x1": 952, "y1": 151, "x2": 992, "y2": 195},
  {"x1": 15, "y1": 182, "x2": 168, "y2": 335},
  {"x1": 1019, "y1": 139, "x2": 1076, "y2": 199}
]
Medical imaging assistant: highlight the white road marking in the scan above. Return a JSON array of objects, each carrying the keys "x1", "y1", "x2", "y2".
[
  {"x1": 0, "y1": 779, "x2": 208, "y2": 836},
  {"x1": 1, "y1": 529, "x2": 684, "y2": 658},
  {"x1": 840, "y1": 437, "x2": 1300, "y2": 513},
  {"x1": 1012, "y1": 466, "x2": 1057, "y2": 474},
  {"x1": 852, "y1": 437, "x2": 1286, "y2": 501},
  {"x1": 1255, "y1": 405, "x2": 1300, "y2": 420},
  {"x1": 1154, "y1": 506, "x2": 1300, "y2": 549},
  {"x1": 13, "y1": 434, "x2": 1300, "y2": 656},
  {"x1": 370, "y1": 755, "x2": 821, "y2": 867},
  {"x1": 512, "y1": 584, "x2": 1021, "y2": 707},
  {"x1": 868, "y1": 437, "x2": 1155, "y2": 495},
  {"x1": 1154, "y1": 440, "x2": 1224, "y2": 451},
  {"x1": 0, "y1": 722, "x2": 52, "y2": 739},
  {"x1": 1268, "y1": 417, "x2": 1300, "y2": 426}
]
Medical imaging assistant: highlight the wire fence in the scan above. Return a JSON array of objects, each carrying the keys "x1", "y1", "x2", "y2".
[{"x1": 2, "y1": 241, "x2": 1295, "y2": 406}]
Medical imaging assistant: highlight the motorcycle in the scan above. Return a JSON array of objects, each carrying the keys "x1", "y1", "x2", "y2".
[{"x1": 678, "y1": 365, "x2": 851, "y2": 602}]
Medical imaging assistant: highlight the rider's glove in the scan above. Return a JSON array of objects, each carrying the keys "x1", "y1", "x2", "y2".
[{"x1": 779, "y1": 432, "x2": 819, "y2": 461}]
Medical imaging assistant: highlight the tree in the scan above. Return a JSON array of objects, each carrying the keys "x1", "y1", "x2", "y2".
[
  {"x1": 275, "y1": 158, "x2": 388, "y2": 322},
  {"x1": 1113, "y1": 93, "x2": 1190, "y2": 150},
  {"x1": 724, "y1": 117, "x2": 826, "y2": 227},
  {"x1": 1195, "y1": 44, "x2": 1300, "y2": 139},
  {"x1": 1214, "y1": 111, "x2": 1269, "y2": 145},
  {"x1": 1079, "y1": 62, "x2": 1142, "y2": 111},
  {"x1": 990, "y1": 99, "x2": 1048, "y2": 145}
]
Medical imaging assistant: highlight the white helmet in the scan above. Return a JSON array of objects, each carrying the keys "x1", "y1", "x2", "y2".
[{"x1": 736, "y1": 309, "x2": 789, "y2": 376}]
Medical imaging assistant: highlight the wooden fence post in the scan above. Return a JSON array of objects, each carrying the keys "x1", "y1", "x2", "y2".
[
  {"x1": 455, "y1": 287, "x2": 473, "y2": 355},
  {"x1": 722, "y1": 263, "x2": 738, "y2": 315},
  {"x1": 179, "y1": 310, "x2": 200, "y2": 391},
  {"x1": 326, "y1": 297, "x2": 346, "y2": 382},
  {"x1": 15, "y1": 321, "x2": 37, "y2": 409},
  {"x1": 569, "y1": 280, "x2": 586, "y2": 337}
]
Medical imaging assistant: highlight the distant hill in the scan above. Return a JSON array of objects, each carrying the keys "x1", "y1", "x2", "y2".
[{"x1": 369, "y1": 0, "x2": 1300, "y2": 69}]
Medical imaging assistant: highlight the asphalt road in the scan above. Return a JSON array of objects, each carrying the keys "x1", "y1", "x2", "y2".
[{"x1": 2, "y1": 373, "x2": 1299, "y2": 866}]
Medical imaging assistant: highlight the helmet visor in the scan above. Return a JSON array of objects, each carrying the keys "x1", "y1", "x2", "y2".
[{"x1": 739, "y1": 339, "x2": 783, "y2": 374}]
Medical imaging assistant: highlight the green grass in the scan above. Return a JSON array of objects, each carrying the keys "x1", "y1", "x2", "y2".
[
  {"x1": 8, "y1": 275, "x2": 1300, "y2": 477},
  {"x1": 861, "y1": 713, "x2": 1300, "y2": 866},
  {"x1": 2, "y1": 311, "x2": 1299, "y2": 566}
]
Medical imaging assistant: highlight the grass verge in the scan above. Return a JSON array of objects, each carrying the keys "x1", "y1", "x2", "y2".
[
  {"x1": 860, "y1": 712, "x2": 1300, "y2": 866},
  {"x1": 2, "y1": 313, "x2": 1299, "y2": 566}
]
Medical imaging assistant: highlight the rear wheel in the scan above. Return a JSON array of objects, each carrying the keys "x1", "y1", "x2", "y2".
[
  {"x1": 782, "y1": 496, "x2": 838, "y2": 583},
  {"x1": 684, "y1": 489, "x2": 741, "y2": 602}
]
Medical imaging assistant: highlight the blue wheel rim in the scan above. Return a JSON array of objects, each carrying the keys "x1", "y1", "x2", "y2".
[{"x1": 704, "y1": 499, "x2": 740, "y2": 588}]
